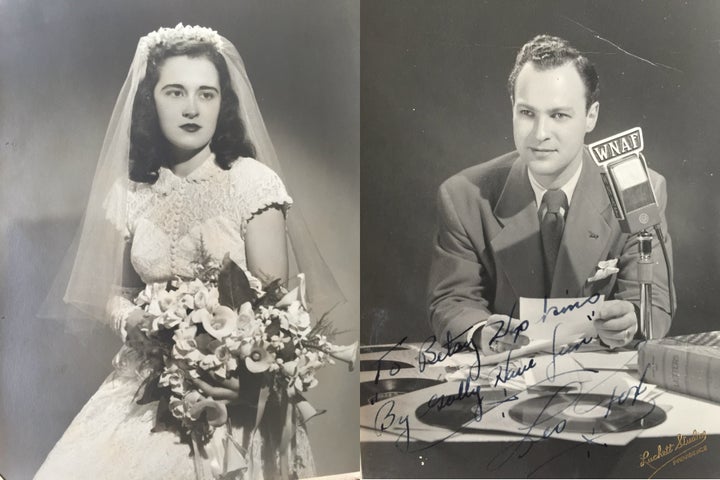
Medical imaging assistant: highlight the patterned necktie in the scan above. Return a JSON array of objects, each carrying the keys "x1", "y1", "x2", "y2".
[{"x1": 540, "y1": 189, "x2": 569, "y2": 294}]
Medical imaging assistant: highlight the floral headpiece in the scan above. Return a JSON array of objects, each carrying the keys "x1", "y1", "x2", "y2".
[{"x1": 138, "y1": 23, "x2": 223, "y2": 60}]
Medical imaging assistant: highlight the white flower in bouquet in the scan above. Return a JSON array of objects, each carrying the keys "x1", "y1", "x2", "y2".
[
  {"x1": 202, "y1": 305, "x2": 238, "y2": 340},
  {"x1": 275, "y1": 273, "x2": 308, "y2": 310},
  {"x1": 188, "y1": 398, "x2": 228, "y2": 427},
  {"x1": 285, "y1": 301, "x2": 311, "y2": 337},
  {"x1": 157, "y1": 289, "x2": 178, "y2": 312},
  {"x1": 169, "y1": 398, "x2": 186, "y2": 420},
  {"x1": 172, "y1": 325, "x2": 198, "y2": 353},
  {"x1": 135, "y1": 282, "x2": 166, "y2": 308},
  {"x1": 158, "y1": 364, "x2": 186, "y2": 395},
  {"x1": 326, "y1": 341, "x2": 359, "y2": 371},
  {"x1": 193, "y1": 285, "x2": 219, "y2": 310},
  {"x1": 236, "y1": 302, "x2": 261, "y2": 337},
  {"x1": 157, "y1": 305, "x2": 188, "y2": 330},
  {"x1": 189, "y1": 308, "x2": 212, "y2": 325},
  {"x1": 178, "y1": 293, "x2": 195, "y2": 311},
  {"x1": 245, "y1": 342, "x2": 275, "y2": 373}
]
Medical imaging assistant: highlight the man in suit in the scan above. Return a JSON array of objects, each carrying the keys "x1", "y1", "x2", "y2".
[{"x1": 427, "y1": 35, "x2": 674, "y2": 355}]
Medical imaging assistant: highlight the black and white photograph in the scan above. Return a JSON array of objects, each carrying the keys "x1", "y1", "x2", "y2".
[
  {"x1": 0, "y1": 1, "x2": 358, "y2": 479},
  {"x1": 361, "y1": 1, "x2": 720, "y2": 478}
]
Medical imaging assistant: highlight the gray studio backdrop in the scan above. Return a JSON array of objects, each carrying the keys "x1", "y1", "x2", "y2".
[
  {"x1": 361, "y1": 0, "x2": 720, "y2": 345},
  {"x1": 0, "y1": 1, "x2": 359, "y2": 478}
]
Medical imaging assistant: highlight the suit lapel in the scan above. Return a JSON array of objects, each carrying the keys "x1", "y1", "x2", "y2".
[
  {"x1": 491, "y1": 157, "x2": 546, "y2": 299},
  {"x1": 551, "y1": 151, "x2": 614, "y2": 297}
]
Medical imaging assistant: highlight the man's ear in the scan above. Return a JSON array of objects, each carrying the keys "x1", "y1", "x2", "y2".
[{"x1": 585, "y1": 101, "x2": 599, "y2": 133}]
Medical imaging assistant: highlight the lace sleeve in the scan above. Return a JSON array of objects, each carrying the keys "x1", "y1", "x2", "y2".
[
  {"x1": 103, "y1": 179, "x2": 131, "y2": 240},
  {"x1": 231, "y1": 157, "x2": 293, "y2": 232}
]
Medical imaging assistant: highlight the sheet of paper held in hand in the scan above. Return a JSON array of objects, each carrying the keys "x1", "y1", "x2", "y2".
[
  {"x1": 482, "y1": 295, "x2": 605, "y2": 365},
  {"x1": 437, "y1": 295, "x2": 605, "y2": 370}
]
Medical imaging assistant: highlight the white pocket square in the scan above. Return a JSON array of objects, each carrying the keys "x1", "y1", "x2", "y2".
[{"x1": 587, "y1": 258, "x2": 619, "y2": 282}]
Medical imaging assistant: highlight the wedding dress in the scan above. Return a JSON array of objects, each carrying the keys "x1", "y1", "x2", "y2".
[{"x1": 34, "y1": 153, "x2": 316, "y2": 480}]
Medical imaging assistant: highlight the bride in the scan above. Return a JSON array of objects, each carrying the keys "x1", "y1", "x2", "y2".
[{"x1": 36, "y1": 24, "x2": 342, "y2": 480}]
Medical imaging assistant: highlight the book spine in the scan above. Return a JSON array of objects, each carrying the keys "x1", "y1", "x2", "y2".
[{"x1": 638, "y1": 343, "x2": 720, "y2": 403}]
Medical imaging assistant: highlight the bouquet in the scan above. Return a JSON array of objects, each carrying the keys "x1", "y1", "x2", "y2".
[{"x1": 125, "y1": 253, "x2": 357, "y2": 479}]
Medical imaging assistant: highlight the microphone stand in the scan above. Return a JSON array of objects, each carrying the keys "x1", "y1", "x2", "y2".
[{"x1": 637, "y1": 230, "x2": 654, "y2": 340}]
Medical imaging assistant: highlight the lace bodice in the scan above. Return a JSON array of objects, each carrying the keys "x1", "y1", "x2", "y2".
[{"x1": 105, "y1": 154, "x2": 292, "y2": 284}]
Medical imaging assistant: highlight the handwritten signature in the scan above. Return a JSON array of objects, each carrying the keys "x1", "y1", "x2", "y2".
[{"x1": 367, "y1": 295, "x2": 654, "y2": 475}]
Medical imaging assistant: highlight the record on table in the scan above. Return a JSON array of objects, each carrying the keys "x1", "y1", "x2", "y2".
[
  {"x1": 360, "y1": 345, "x2": 411, "y2": 354},
  {"x1": 361, "y1": 378, "x2": 443, "y2": 406},
  {"x1": 414, "y1": 386, "x2": 523, "y2": 432},
  {"x1": 360, "y1": 359, "x2": 415, "y2": 372},
  {"x1": 508, "y1": 393, "x2": 666, "y2": 433}
]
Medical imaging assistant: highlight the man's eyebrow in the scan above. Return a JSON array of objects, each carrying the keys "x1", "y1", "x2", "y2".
[
  {"x1": 514, "y1": 102, "x2": 536, "y2": 110},
  {"x1": 549, "y1": 106, "x2": 575, "y2": 112},
  {"x1": 515, "y1": 102, "x2": 576, "y2": 113}
]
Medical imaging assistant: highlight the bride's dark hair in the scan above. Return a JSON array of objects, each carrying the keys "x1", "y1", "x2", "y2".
[{"x1": 129, "y1": 41, "x2": 256, "y2": 183}]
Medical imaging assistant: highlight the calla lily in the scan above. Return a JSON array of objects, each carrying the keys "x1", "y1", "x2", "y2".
[
  {"x1": 189, "y1": 308, "x2": 212, "y2": 325},
  {"x1": 147, "y1": 299, "x2": 162, "y2": 317},
  {"x1": 297, "y1": 399, "x2": 326, "y2": 425},
  {"x1": 245, "y1": 344, "x2": 273, "y2": 373},
  {"x1": 327, "y1": 341, "x2": 358, "y2": 371},
  {"x1": 294, "y1": 373, "x2": 319, "y2": 392},
  {"x1": 203, "y1": 305, "x2": 238, "y2": 339},
  {"x1": 188, "y1": 398, "x2": 228, "y2": 427},
  {"x1": 276, "y1": 273, "x2": 307, "y2": 310},
  {"x1": 237, "y1": 302, "x2": 254, "y2": 326},
  {"x1": 282, "y1": 360, "x2": 298, "y2": 377},
  {"x1": 286, "y1": 302, "x2": 311, "y2": 335}
]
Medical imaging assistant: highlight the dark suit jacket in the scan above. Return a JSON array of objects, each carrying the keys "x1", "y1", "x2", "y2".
[{"x1": 427, "y1": 150, "x2": 674, "y2": 341}]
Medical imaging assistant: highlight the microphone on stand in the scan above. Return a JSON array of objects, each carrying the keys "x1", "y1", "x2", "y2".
[
  {"x1": 588, "y1": 127, "x2": 661, "y2": 234},
  {"x1": 588, "y1": 127, "x2": 667, "y2": 340}
]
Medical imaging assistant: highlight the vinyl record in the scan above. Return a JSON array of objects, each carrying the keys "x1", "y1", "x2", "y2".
[
  {"x1": 414, "y1": 386, "x2": 522, "y2": 432},
  {"x1": 360, "y1": 359, "x2": 415, "y2": 372},
  {"x1": 508, "y1": 393, "x2": 666, "y2": 434},
  {"x1": 361, "y1": 378, "x2": 443, "y2": 406},
  {"x1": 360, "y1": 345, "x2": 411, "y2": 354}
]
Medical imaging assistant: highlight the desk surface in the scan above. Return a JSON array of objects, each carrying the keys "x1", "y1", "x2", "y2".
[{"x1": 360, "y1": 342, "x2": 720, "y2": 478}]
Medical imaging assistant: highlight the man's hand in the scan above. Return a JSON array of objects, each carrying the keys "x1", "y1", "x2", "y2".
[
  {"x1": 594, "y1": 300, "x2": 638, "y2": 348},
  {"x1": 478, "y1": 314, "x2": 530, "y2": 356}
]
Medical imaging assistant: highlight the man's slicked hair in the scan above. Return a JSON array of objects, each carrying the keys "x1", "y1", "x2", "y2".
[{"x1": 508, "y1": 35, "x2": 600, "y2": 110}]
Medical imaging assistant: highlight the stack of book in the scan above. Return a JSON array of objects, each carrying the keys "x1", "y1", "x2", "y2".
[{"x1": 637, "y1": 331, "x2": 720, "y2": 403}]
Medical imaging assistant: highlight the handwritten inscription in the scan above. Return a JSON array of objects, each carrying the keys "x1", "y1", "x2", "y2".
[
  {"x1": 493, "y1": 351, "x2": 537, "y2": 387},
  {"x1": 540, "y1": 294, "x2": 601, "y2": 323},
  {"x1": 373, "y1": 400, "x2": 411, "y2": 450},
  {"x1": 426, "y1": 373, "x2": 484, "y2": 420},
  {"x1": 417, "y1": 325, "x2": 482, "y2": 380},
  {"x1": 367, "y1": 294, "x2": 657, "y2": 476}
]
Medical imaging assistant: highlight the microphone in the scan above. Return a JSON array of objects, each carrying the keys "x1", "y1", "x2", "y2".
[{"x1": 588, "y1": 127, "x2": 661, "y2": 235}]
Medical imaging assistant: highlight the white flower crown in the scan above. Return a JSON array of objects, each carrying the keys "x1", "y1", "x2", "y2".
[{"x1": 138, "y1": 23, "x2": 223, "y2": 59}]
